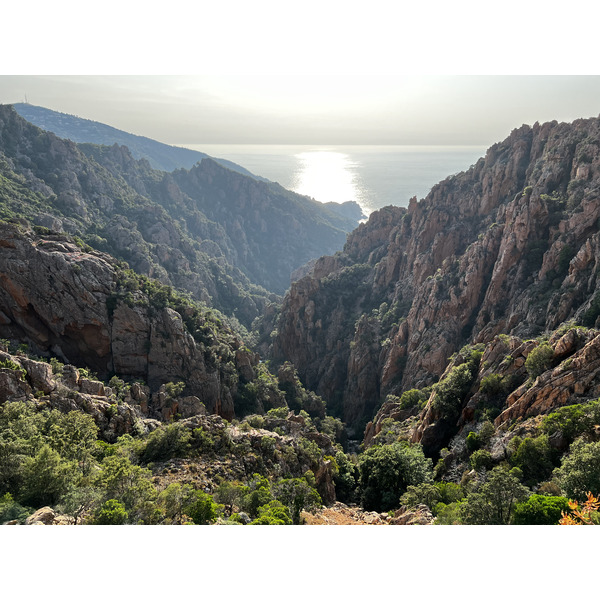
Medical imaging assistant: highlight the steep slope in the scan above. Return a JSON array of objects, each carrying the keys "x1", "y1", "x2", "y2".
[
  {"x1": 0, "y1": 221, "x2": 246, "y2": 417},
  {"x1": 0, "y1": 104, "x2": 358, "y2": 322},
  {"x1": 80, "y1": 141, "x2": 359, "y2": 294},
  {"x1": 13, "y1": 102, "x2": 261, "y2": 176},
  {"x1": 273, "y1": 116, "x2": 600, "y2": 432}
]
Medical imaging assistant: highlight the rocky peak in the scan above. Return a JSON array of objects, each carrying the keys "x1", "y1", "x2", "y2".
[{"x1": 273, "y1": 115, "x2": 600, "y2": 430}]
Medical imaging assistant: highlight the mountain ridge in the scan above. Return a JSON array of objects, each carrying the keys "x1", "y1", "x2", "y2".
[
  {"x1": 273, "y1": 115, "x2": 600, "y2": 432},
  {"x1": 12, "y1": 102, "x2": 263, "y2": 177}
]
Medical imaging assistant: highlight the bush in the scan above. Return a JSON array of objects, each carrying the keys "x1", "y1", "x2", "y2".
[
  {"x1": 432, "y1": 348, "x2": 482, "y2": 421},
  {"x1": 140, "y1": 423, "x2": 191, "y2": 463},
  {"x1": 185, "y1": 490, "x2": 219, "y2": 524},
  {"x1": 512, "y1": 494, "x2": 570, "y2": 525},
  {"x1": 0, "y1": 493, "x2": 31, "y2": 524},
  {"x1": 541, "y1": 400, "x2": 600, "y2": 445},
  {"x1": 479, "y1": 374, "x2": 505, "y2": 398},
  {"x1": 555, "y1": 439, "x2": 600, "y2": 501},
  {"x1": 400, "y1": 483, "x2": 441, "y2": 509},
  {"x1": 93, "y1": 499, "x2": 129, "y2": 525},
  {"x1": 460, "y1": 466, "x2": 530, "y2": 525},
  {"x1": 358, "y1": 442, "x2": 433, "y2": 512},
  {"x1": 251, "y1": 500, "x2": 292, "y2": 525},
  {"x1": 509, "y1": 435, "x2": 555, "y2": 486},
  {"x1": 397, "y1": 389, "x2": 428, "y2": 411},
  {"x1": 525, "y1": 343, "x2": 554, "y2": 379},
  {"x1": 470, "y1": 449, "x2": 494, "y2": 471}
]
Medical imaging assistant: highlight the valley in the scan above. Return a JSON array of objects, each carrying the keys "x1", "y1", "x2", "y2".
[{"x1": 2, "y1": 104, "x2": 600, "y2": 525}]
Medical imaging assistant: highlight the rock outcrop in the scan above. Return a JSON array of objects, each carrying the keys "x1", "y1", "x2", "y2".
[
  {"x1": 273, "y1": 116, "x2": 600, "y2": 430},
  {"x1": 0, "y1": 222, "x2": 254, "y2": 420}
]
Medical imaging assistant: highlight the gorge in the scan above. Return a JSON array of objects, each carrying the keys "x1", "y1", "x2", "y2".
[{"x1": 2, "y1": 104, "x2": 600, "y2": 526}]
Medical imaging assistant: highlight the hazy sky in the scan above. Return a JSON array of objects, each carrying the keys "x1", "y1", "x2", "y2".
[
  {"x1": 1, "y1": 2, "x2": 600, "y2": 147},
  {"x1": 1, "y1": 74, "x2": 599, "y2": 147}
]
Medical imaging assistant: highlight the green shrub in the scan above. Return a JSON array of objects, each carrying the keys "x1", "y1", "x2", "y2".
[
  {"x1": 0, "y1": 359, "x2": 26, "y2": 380},
  {"x1": 466, "y1": 431, "x2": 480, "y2": 453},
  {"x1": 460, "y1": 466, "x2": 530, "y2": 525},
  {"x1": 512, "y1": 494, "x2": 570, "y2": 525},
  {"x1": 397, "y1": 389, "x2": 429, "y2": 411},
  {"x1": 541, "y1": 400, "x2": 600, "y2": 444},
  {"x1": 525, "y1": 343, "x2": 554, "y2": 379},
  {"x1": 433, "y1": 501, "x2": 465, "y2": 524},
  {"x1": 93, "y1": 499, "x2": 129, "y2": 525},
  {"x1": 140, "y1": 423, "x2": 192, "y2": 463},
  {"x1": 432, "y1": 348, "x2": 482, "y2": 421},
  {"x1": 184, "y1": 490, "x2": 219, "y2": 524},
  {"x1": 399, "y1": 483, "x2": 441, "y2": 509},
  {"x1": 251, "y1": 500, "x2": 292, "y2": 525},
  {"x1": 509, "y1": 435, "x2": 555, "y2": 486},
  {"x1": 479, "y1": 373, "x2": 506, "y2": 397},
  {"x1": 434, "y1": 481, "x2": 465, "y2": 505},
  {"x1": 555, "y1": 439, "x2": 600, "y2": 501},
  {"x1": 0, "y1": 493, "x2": 31, "y2": 524},
  {"x1": 470, "y1": 449, "x2": 494, "y2": 471},
  {"x1": 358, "y1": 441, "x2": 433, "y2": 512}
]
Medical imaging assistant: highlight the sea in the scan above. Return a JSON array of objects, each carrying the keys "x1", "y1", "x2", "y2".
[{"x1": 187, "y1": 144, "x2": 488, "y2": 217}]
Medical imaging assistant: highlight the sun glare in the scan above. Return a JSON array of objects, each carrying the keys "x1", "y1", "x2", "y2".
[{"x1": 291, "y1": 150, "x2": 363, "y2": 206}]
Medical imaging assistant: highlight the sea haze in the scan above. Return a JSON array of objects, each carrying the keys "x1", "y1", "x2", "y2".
[{"x1": 187, "y1": 144, "x2": 488, "y2": 215}]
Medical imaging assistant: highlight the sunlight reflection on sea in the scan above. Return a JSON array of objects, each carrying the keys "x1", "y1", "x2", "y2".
[{"x1": 187, "y1": 144, "x2": 487, "y2": 217}]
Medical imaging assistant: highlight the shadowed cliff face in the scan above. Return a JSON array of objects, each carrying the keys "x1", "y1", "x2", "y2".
[
  {"x1": 0, "y1": 223, "x2": 253, "y2": 419},
  {"x1": 0, "y1": 104, "x2": 359, "y2": 326},
  {"x1": 273, "y1": 117, "x2": 600, "y2": 430}
]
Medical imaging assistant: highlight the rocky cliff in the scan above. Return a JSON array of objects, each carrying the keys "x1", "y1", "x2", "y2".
[
  {"x1": 0, "y1": 221, "x2": 265, "y2": 419},
  {"x1": 0, "y1": 104, "x2": 359, "y2": 326},
  {"x1": 273, "y1": 116, "x2": 600, "y2": 432}
]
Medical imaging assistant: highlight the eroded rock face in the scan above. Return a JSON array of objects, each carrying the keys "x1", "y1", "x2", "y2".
[
  {"x1": 495, "y1": 331, "x2": 600, "y2": 426},
  {"x1": 0, "y1": 223, "x2": 250, "y2": 420},
  {"x1": 274, "y1": 116, "x2": 600, "y2": 429}
]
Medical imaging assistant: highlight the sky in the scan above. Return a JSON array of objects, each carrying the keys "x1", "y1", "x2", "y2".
[
  {"x1": 1, "y1": 1, "x2": 600, "y2": 148},
  {"x1": 1, "y1": 74, "x2": 600, "y2": 146}
]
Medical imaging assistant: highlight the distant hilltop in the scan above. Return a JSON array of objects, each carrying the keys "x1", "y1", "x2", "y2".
[{"x1": 12, "y1": 102, "x2": 265, "y2": 178}]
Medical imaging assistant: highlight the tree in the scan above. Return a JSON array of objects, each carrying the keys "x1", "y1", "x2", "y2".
[
  {"x1": 509, "y1": 435, "x2": 555, "y2": 486},
  {"x1": 332, "y1": 450, "x2": 358, "y2": 504},
  {"x1": 57, "y1": 485, "x2": 102, "y2": 525},
  {"x1": 272, "y1": 477, "x2": 321, "y2": 524},
  {"x1": 20, "y1": 445, "x2": 78, "y2": 507},
  {"x1": 94, "y1": 454, "x2": 158, "y2": 524},
  {"x1": 525, "y1": 343, "x2": 554, "y2": 379},
  {"x1": 239, "y1": 474, "x2": 274, "y2": 518},
  {"x1": 93, "y1": 499, "x2": 129, "y2": 525},
  {"x1": 184, "y1": 489, "x2": 219, "y2": 524},
  {"x1": 512, "y1": 494, "x2": 570, "y2": 525},
  {"x1": 358, "y1": 442, "x2": 433, "y2": 512},
  {"x1": 460, "y1": 466, "x2": 530, "y2": 525},
  {"x1": 555, "y1": 439, "x2": 600, "y2": 502},
  {"x1": 251, "y1": 500, "x2": 292, "y2": 525},
  {"x1": 213, "y1": 481, "x2": 244, "y2": 516},
  {"x1": 158, "y1": 483, "x2": 197, "y2": 524}
]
